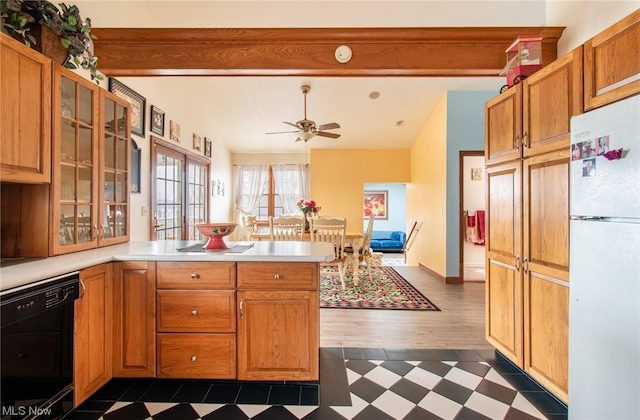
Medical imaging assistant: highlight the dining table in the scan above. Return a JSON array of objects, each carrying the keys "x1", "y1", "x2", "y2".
[{"x1": 248, "y1": 229, "x2": 365, "y2": 282}]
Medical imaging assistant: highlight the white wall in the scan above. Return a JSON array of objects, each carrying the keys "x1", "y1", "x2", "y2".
[
  {"x1": 105, "y1": 77, "x2": 234, "y2": 240},
  {"x1": 547, "y1": 1, "x2": 639, "y2": 55}
]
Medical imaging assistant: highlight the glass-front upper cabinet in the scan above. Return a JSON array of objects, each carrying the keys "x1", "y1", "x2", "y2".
[
  {"x1": 51, "y1": 65, "x2": 100, "y2": 255},
  {"x1": 100, "y1": 91, "x2": 131, "y2": 245}
]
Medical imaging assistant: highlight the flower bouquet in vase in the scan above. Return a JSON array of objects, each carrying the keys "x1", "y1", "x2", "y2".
[{"x1": 296, "y1": 199, "x2": 320, "y2": 232}]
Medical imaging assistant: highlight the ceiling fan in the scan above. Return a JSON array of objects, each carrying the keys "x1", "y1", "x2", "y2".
[{"x1": 265, "y1": 85, "x2": 341, "y2": 142}]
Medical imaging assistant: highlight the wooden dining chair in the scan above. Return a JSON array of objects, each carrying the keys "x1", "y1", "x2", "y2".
[
  {"x1": 310, "y1": 217, "x2": 348, "y2": 289},
  {"x1": 242, "y1": 215, "x2": 259, "y2": 240},
  {"x1": 269, "y1": 215, "x2": 305, "y2": 241},
  {"x1": 344, "y1": 214, "x2": 375, "y2": 285}
]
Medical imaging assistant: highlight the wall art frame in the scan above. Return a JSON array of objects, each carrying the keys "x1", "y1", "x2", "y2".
[
  {"x1": 108, "y1": 78, "x2": 146, "y2": 137},
  {"x1": 204, "y1": 137, "x2": 212, "y2": 157},
  {"x1": 150, "y1": 105, "x2": 165, "y2": 136},
  {"x1": 130, "y1": 139, "x2": 141, "y2": 193},
  {"x1": 363, "y1": 190, "x2": 388, "y2": 219},
  {"x1": 169, "y1": 120, "x2": 181, "y2": 142},
  {"x1": 193, "y1": 133, "x2": 202, "y2": 151}
]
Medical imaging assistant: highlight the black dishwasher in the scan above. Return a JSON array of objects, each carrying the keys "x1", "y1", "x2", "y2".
[{"x1": 1, "y1": 272, "x2": 80, "y2": 420}]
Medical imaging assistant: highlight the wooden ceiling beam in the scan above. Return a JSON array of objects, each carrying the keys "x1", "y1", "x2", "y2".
[{"x1": 92, "y1": 27, "x2": 565, "y2": 77}]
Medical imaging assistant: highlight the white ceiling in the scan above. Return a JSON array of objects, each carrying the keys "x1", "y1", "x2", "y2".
[{"x1": 178, "y1": 76, "x2": 505, "y2": 153}]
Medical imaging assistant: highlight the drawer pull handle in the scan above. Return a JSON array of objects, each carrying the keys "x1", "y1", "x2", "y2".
[
  {"x1": 191, "y1": 310, "x2": 198, "y2": 316},
  {"x1": 191, "y1": 356, "x2": 197, "y2": 362},
  {"x1": 273, "y1": 274, "x2": 280, "y2": 279},
  {"x1": 190, "y1": 273, "x2": 200, "y2": 279}
]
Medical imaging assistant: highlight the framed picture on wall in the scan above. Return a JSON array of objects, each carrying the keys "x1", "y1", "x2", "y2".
[
  {"x1": 193, "y1": 133, "x2": 202, "y2": 151},
  {"x1": 108, "y1": 78, "x2": 146, "y2": 137},
  {"x1": 204, "y1": 137, "x2": 212, "y2": 157},
  {"x1": 169, "y1": 120, "x2": 181, "y2": 142},
  {"x1": 150, "y1": 105, "x2": 165, "y2": 136},
  {"x1": 363, "y1": 190, "x2": 388, "y2": 219}
]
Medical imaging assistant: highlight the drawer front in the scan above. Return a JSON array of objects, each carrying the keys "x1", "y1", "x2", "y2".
[
  {"x1": 237, "y1": 262, "x2": 319, "y2": 290},
  {"x1": 157, "y1": 333, "x2": 236, "y2": 379},
  {"x1": 157, "y1": 262, "x2": 235, "y2": 289},
  {"x1": 157, "y1": 290, "x2": 235, "y2": 333}
]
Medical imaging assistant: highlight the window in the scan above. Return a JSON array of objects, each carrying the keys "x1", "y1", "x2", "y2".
[
  {"x1": 152, "y1": 138, "x2": 210, "y2": 240},
  {"x1": 235, "y1": 164, "x2": 308, "y2": 221}
]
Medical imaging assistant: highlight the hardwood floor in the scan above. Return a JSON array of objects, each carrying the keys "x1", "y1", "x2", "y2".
[{"x1": 320, "y1": 265, "x2": 491, "y2": 349}]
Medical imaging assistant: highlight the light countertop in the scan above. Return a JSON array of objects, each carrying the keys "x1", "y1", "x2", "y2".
[{"x1": 0, "y1": 240, "x2": 335, "y2": 292}]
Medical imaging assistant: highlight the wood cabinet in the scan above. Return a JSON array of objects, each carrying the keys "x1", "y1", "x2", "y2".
[
  {"x1": 0, "y1": 62, "x2": 130, "y2": 258},
  {"x1": 50, "y1": 65, "x2": 100, "y2": 255},
  {"x1": 485, "y1": 47, "x2": 583, "y2": 166},
  {"x1": 522, "y1": 150, "x2": 570, "y2": 402},
  {"x1": 113, "y1": 261, "x2": 156, "y2": 377},
  {"x1": 485, "y1": 84, "x2": 522, "y2": 165},
  {"x1": 485, "y1": 161, "x2": 523, "y2": 366},
  {"x1": 74, "y1": 263, "x2": 113, "y2": 406},
  {"x1": 0, "y1": 33, "x2": 52, "y2": 184},
  {"x1": 584, "y1": 9, "x2": 640, "y2": 110},
  {"x1": 98, "y1": 91, "x2": 132, "y2": 246},
  {"x1": 484, "y1": 49, "x2": 576, "y2": 404},
  {"x1": 50, "y1": 66, "x2": 132, "y2": 255},
  {"x1": 236, "y1": 262, "x2": 319, "y2": 381},
  {"x1": 156, "y1": 262, "x2": 236, "y2": 379}
]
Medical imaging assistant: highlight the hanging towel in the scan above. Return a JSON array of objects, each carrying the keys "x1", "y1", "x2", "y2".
[
  {"x1": 464, "y1": 211, "x2": 480, "y2": 243},
  {"x1": 476, "y1": 210, "x2": 486, "y2": 246}
]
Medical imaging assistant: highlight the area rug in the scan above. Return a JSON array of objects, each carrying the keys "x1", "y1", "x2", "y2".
[{"x1": 320, "y1": 266, "x2": 440, "y2": 311}]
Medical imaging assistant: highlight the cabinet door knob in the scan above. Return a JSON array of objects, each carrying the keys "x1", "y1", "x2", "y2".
[
  {"x1": 191, "y1": 356, "x2": 197, "y2": 362},
  {"x1": 273, "y1": 274, "x2": 280, "y2": 279},
  {"x1": 190, "y1": 273, "x2": 200, "y2": 279},
  {"x1": 191, "y1": 310, "x2": 198, "y2": 316}
]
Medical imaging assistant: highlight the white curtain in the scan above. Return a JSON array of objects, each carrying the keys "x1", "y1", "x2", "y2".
[
  {"x1": 272, "y1": 164, "x2": 308, "y2": 215},
  {"x1": 234, "y1": 165, "x2": 269, "y2": 214}
]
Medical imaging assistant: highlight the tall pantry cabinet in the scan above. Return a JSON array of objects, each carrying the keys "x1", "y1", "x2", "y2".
[{"x1": 484, "y1": 47, "x2": 582, "y2": 403}]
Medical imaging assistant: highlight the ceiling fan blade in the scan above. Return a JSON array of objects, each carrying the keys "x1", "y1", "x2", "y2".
[
  {"x1": 317, "y1": 122, "x2": 340, "y2": 131},
  {"x1": 265, "y1": 130, "x2": 301, "y2": 135},
  {"x1": 282, "y1": 121, "x2": 300, "y2": 129},
  {"x1": 316, "y1": 131, "x2": 341, "y2": 139}
]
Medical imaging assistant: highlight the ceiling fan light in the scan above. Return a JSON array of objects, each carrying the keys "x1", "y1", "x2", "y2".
[{"x1": 300, "y1": 131, "x2": 315, "y2": 141}]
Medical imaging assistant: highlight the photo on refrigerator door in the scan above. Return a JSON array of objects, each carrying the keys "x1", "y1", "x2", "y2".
[
  {"x1": 596, "y1": 136, "x2": 610, "y2": 155},
  {"x1": 582, "y1": 158, "x2": 596, "y2": 177}
]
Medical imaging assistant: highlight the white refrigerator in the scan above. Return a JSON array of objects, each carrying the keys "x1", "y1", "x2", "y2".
[{"x1": 569, "y1": 94, "x2": 640, "y2": 419}]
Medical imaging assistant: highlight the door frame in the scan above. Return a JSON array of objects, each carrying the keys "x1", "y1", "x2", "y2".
[
  {"x1": 150, "y1": 136, "x2": 210, "y2": 240},
  {"x1": 458, "y1": 150, "x2": 485, "y2": 282}
]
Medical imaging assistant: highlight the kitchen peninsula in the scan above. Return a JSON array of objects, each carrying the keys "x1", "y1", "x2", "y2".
[{"x1": 0, "y1": 240, "x2": 334, "y2": 406}]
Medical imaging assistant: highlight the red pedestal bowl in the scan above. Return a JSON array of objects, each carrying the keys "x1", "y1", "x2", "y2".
[{"x1": 195, "y1": 223, "x2": 237, "y2": 250}]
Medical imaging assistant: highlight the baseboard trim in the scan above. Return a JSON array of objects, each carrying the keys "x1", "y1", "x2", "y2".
[{"x1": 418, "y1": 263, "x2": 462, "y2": 284}]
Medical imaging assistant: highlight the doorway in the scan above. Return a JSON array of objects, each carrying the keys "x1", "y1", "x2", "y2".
[
  {"x1": 150, "y1": 138, "x2": 210, "y2": 240},
  {"x1": 459, "y1": 151, "x2": 486, "y2": 282}
]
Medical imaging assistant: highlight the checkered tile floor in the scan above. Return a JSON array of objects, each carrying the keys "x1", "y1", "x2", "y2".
[
  {"x1": 67, "y1": 349, "x2": 568, "y2": 420},
  {"x1": 338, "y1": 359, "x2": 547, "y2": 419}
]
